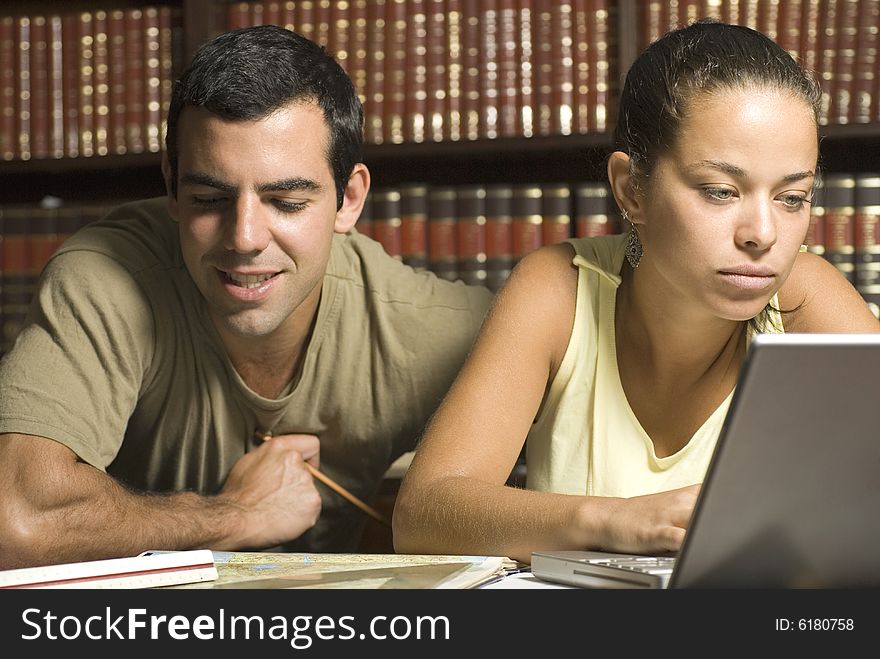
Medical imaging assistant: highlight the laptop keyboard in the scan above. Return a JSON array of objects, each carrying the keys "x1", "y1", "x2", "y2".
[{"x1": 586, "y1": 555, "x2": 676, "y2": 576}]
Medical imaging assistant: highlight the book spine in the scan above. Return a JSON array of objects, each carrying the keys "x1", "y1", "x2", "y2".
[
  {"x1": 757, "y1": 0, "x2": 780, "y2": 42},
  {"x1": 817, "y1": 0, "x2": 839, "y2": 126},
  {"x1": 484, "y1": 183, "x2": 513, "y2": 291},
  {"x1": 0, "y1": 206, "x2": 32, "y2": 355},
  {"x1": 739, "y1": 0, "x2": 759, "y2": 30},
  {"x1": 541, "y1": 183, "x2": 572, "y2": 246},
  {"x1": 548, "y1": 2, "x2": 574, "y2": 136},
  {"x1": 800, "y1": 0, "x2": 822, "y2": 82},
  {"x1": 16, "y1": 15, "x2": 31, "y2": 160},
  {"x1": 371, "y1": 188, "x2": 403, "y2": 260},
  {"x1": 496, "y1": 0, "x2": 519, "y2": 137},
  {"x1": 159, "y1": 7, "x2": 177, "y2": 153},
  {"x1": 805, "y1": 201, "x2": 826, "y2": 257},
  {"x1": 0, "y1": 16, "x2": 15, "y2": 160},
  {"x1": 574, "y1": 181, "x2": 614, "y2": 237},
  {"x1": 821, "y1": 172, "x2": 856, "y2": 282},
  {"x1": 329, "y1": 0, "x2": 350, "y2": 68},
  {"x1": 106, "y1": 9, "x2": 126, "y2": 155},
  {"x1": 78, "y1": 12, "x2": 95, "y2": 158},
  {"x1": 61, "y1": 13, "x2": 79, "y2": 158},
  {"x1": 479, "y1": 0, "x2": 500, "y2": 139},
  {"x1": 227, "y1": 2, "x2": 251, "y2": 28},
  {"x1": 590, "y1": 0, "x2": 610, "y2": 133},
  {"x1": 143, "y1": 7, "x2": 162, "y2": 153},
  {"x1": 384, "y1": 0, "x2": 407, "y2": 144},
  {"x1": 853, "y1": 0, "x2": 878, "y2": 124},
  {"x1": 348, "y1": 0, "x2": 369, "y2": 112},
  {"x1": 403, "y1": 0, "x2": 427, "y2": 143},
  {"x1": 315, "y1": 0, "x2": 332, "y2": 48},
  {"x1": 461, "y1": 0, "x2": 481, "y2": 140},
  {"x1": 365, "y1": 0, "x2": 386, "y2": 144},
  {"x1": 428, "y1": 186, "x2": 459, "y2": 281},
  {"x1": 572, "y1": 0, "x2": 589, "y2": 134},
  {"x1": 511, "y1": 184, "x2": 543, "y2": 261},
  {"x1": 518, "y1": 0, "x2": 535, "y2": 137},
  {"x1": 29, "y1": 15, "x2": 49, "y2": 160},
  {"x1": 426, "y1": 0, "x2": 447, "y2": 141},
  {"x1": 833, "y1": 0, "x2": 858, "y2": 125},
  {"x1": 400, "y1": 183, "x2": 429, "y2": 270},
  {"x1": 642, "y1": 0, "x2": 663, "y2": 47},
  {"x1": 261, "y1": 1, "x2": 283, "y2": 27},
  {"x1": 47, "y1": 14, "x2": 64, "y2": 159},
  {"x1": 532, "y1": 0, "x2": 552, "y2": 136},
  {"x1": 296, "y1": 0, "x2": 317, "y2": 41},
  {"x1": 854, "y1": 174, "x2": 880, "y2": 317},
  {"x1": 93, "y1": 10, "x2": 110, "y2": 157},
  {"x1": 456, "y1": 184, "x2": 488, "y2": 286},
  {"x1": 446, "y1": 0, "x2": 464, "y2": 141},
  {"x1": 124, "y1": 8, "x2": 145, "y2": 154},
  {"x1": 776, "y1": 0, "x2": 803, "y2": 61}
]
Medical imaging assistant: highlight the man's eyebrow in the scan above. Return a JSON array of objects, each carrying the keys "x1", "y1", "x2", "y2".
[
  {"x1": 685, "y1": 160, "x2": 815, "y2": 183},
  {"x1": 179, "y1": 172, "x2": 235, "y2": 193},
  {"x1": 258, "y1": 177, "x2": 323, "y2": 193}
]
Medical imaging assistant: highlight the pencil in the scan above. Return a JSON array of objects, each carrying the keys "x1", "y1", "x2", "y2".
[{"x1": 255, "y1": 430, "x2": 391, "y2": 527}]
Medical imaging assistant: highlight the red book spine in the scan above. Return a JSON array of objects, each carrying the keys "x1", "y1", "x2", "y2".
[
  {"x1": 800, "y1": 0, "x2": 822, "y2": 80},
  {"x1": 739, "y1": 0, "x2": 759, "y2": 30},
  {"x1": 400, "y1": 183, "x2": 429, "y2": 270},
  {"x1": 29, "y1": 15, "x2": 50, "y2": 160},
  {"x1": 590, "y1": 0, "x2": 610, "y2": 133},
  {"x1": 329, "y1": 0, "x2": 350, "y2": 67},
  {"x1": 346, "y1": 0, "x2": 369, "y2": 119},
  {"x1": 572, "y1": 0, "x2": 589, "y2": 135},
  {"x1": 446, "y1": 0, "x2": 464, "y2": 141},
  {"x1": 550, "y1": 2, "x2": 574, "y2": 136},
  {"x1": 315, "y1": 0, "x2": 332, "y2": 48},
  {"x1": 371, "y1": 188, "x2": 403, "y2": 260},
  {"x1": 456, "y1": 185, "x2": 488, "y2": 286},
  {"x1": 642, "y1": 0, "x2": 663, "y2": 48},
  {"x1": 47, "y1": 14, "x2": 64, "y2": 159},
  {"x1": 365, "y1": 0, "x2": 386, "y2": 144},
  {"x1": 817, "y1": 0, "x2": 840, "y2": 126},
  {"x1": 93, "y1": 10, "x2": 110, "y2": 157},
  {"x1": 757, "y1": 0, "x2": 780, "y2": 42},
  {"x1": 107, "y1": 9, "x2": 126, "y2": 155},
  {"x1": 280, "y1": 1, "x2": 297, "y2": 30},
  {"x1": 15, "y1": 16, "x2": 32, "y2": 160},
  {"x1": 143, "y1": 7, "x2": 162, "y2": 153},
  {"x1": 479, "y1": 0, "x2": 499, "y2": 139},
  {"x1": 517, "y1": 0, "x2": 535, "y2": 137},
  {"x1": 0, "y1": 16, "x2": 15, "y2": 160},
  {"x1": 384, "y1": 0, "x2": 407, "y2": 144},
  {"x1": 821, "y1": 173, "x2": 856, "y2": 282},
  {"x1": 833, "y1": 0, "x2": 859, "y2": 125},
  {"x1": 61, "y1": 13, "x2": 79, "y2": 157},
  {"x1": 77, "y1": 12, "x2": 96, "y2": 157},
  {"x1": 262, "y1": 1, "x2": 283, "y2": 26},
  {"x1": 496, "y1": 0, "x2": 519, "y2": 137},
  {"x1": 484, "y1": 183, "x2": 513, "y2": 291},
  {"x1": 805, "y1": 203, "x2": 826, "y2": 256},
  {"x1": 426, "y1": 0, "x2": 447, "y2": 141},
  {"x1": 853, "y1": 0, "x2": 879, "y2": 123},
  {"x1": 461, "y1": 0, "x2": 481, "y2": 140},
  {"x1": 0, "y1": 206, "x2": 32, "y2": 354},
  {"x1": 227, "y1": 2, "x2": 251, "y2": 28},
  {"x1": 532, "y1": 0, "x2": 552, "y2": 136},
  {"x1": 124, "y1": 8, "x2": 145, "y2": 154},
  {"x1": 511, "y1": 184, "x2": 543, "y2": 261},
  {"x1": 541, "y1": 183, "x2": 572, "y2": 246},
  {"x1": 296, "y1": 1, "x2": 316, "y2": 42},
  {"x1": 404, "y1": 0, "x2": 427, "y2": 143},
  {"x1": 428, "y1": 187, "x2": 459, "y2": 281},
  {"x1": 854, "y1": 174, "x2": 880, "y2": 316},
  {"x1": 776, "y1": 0, "x2": 802, "y2": 61},
  {"x1": 574, "y1": 181, "x2": 614, "y2": 237}
]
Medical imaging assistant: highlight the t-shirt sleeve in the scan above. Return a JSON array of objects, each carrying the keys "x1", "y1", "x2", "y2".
[{"x1": 0, "y1": 249, "x2": 155, "y2": 469}]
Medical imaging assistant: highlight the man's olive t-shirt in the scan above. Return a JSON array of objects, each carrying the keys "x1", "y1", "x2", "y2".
[{"x1": 0, "y1": 197, "x2": 492, "y2": 551}]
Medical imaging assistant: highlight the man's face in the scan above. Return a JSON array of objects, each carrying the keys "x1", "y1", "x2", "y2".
[{"x1": 168, "y1": 102, "x2": 343, "y2": 342}]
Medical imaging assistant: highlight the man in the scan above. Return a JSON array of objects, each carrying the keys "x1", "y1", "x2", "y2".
[{"x1": 0, "y1": 26, "x2": 491, "y2": 568}]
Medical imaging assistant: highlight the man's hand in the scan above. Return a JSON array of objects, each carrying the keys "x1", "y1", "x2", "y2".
[{"x1": 219, "y1": 433, "x2": 322, "y2": 549}]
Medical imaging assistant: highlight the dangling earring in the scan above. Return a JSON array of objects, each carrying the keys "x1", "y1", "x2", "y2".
[{"x1": 622, "y1": 209, "x2": 643, "y2": 269}]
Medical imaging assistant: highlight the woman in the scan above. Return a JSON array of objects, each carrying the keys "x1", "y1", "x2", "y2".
[{"x1": 392, "y1": 20, "x2": 880, "y2": 564}]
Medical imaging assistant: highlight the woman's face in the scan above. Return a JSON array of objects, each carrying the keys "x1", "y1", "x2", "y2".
[{"x1": 635, "y1": 86, "x2": 818, "y2": 322}]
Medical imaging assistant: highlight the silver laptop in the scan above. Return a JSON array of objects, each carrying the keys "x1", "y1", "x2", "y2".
[{"x1": 532, "y1": 333, "x2": 880, "y2": 589}]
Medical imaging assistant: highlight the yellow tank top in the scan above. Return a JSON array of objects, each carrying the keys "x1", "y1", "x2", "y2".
[{"x1": 525, "y1": 234, "x2": 785, "y2": 496}]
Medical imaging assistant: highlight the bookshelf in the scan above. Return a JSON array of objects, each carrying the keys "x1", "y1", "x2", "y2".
[{"x1": 1, "y1": 0, "x2": 879, "y2": 301}]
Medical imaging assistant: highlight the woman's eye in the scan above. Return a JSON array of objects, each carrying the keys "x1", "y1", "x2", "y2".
[
  {"x1": 779, "y1": 194, "x2": 809, "y2": 210},
  {"x1": 701, "y1": 187, "x2": 736, "y2": 201}
]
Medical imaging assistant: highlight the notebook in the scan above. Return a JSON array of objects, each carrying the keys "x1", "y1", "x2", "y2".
[{"x1": 532, "y1": 332, "x2": 880, "y2": 589}]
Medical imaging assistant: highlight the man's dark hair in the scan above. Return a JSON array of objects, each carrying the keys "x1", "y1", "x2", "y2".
[{"x1": 165, "y1": 25, "x2": 364, "y2": 207}]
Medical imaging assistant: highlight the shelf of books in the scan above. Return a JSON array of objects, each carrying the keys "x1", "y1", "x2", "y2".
[{"x1": 1, "y1": 0, "x2": 879, "y2": 355}]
